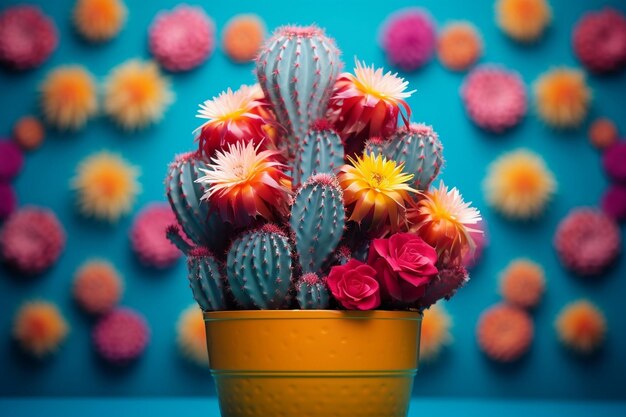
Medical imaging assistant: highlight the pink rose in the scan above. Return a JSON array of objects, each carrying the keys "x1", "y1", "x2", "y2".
[
  {"x1": 327, "y1": 259, "x2": 381, "y2": 310},
  {"x1": 367, "y1": 233, "x2": 438, "y2": 303}
]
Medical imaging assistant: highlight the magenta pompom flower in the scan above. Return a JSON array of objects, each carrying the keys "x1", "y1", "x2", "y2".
[
  {"x1": 131, "y1": 203, "x2": 183, "y2": 268},
  {"x1": 602, "y1": 184, "x2": 626, "y2": 222},
  {"x1": 461, "y1": 65, "x2": 527, "y2": 133},
  {"x1": 0, "y1": 183, "x2": 17, "y2": 219},
  {"x1": 554, "y1": 208, "x2": 621, "y2": 276},
  {"x1": 380, "y1": 8, "x2": 436, "y2": 71},
  {"x1": 93, "y1": 308, "x2": 150, "y2": 364},
  {"x1": 0, "y1": 140, "x2": 24, "y2": 181},
  {"x1": 149, "y1": 5, "x2": 215, "y2": 72},
  {"x1": 573, "y1": 8, "x2": 626, "y2": 74},
  {"x1": 603, "y1": 141, "x2": 626, "y2": 183},
  {"x1": 0, "y1": 5, "x2": 57, "y2": 70},
  {"x1": 0, "y1": 206, "x2": 66, "y2": 275}
]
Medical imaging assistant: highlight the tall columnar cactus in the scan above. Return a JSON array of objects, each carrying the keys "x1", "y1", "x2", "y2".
[
  {"x1": 187, "y1": 247, "x2": 227, "y2": 311},
  {"x1": 296, "y1": 273, "x2": 331, "y2": 309},
  {"x1": 226, "y1": 224, "x2": 293, "y2": 309},
  {"x1": 165, "y1": 151, "x2": 230, "y2": 251},
  {"x1": 292, "y1": 120, "x2": 345, "y2": 187},
  {"x1": 256, "y1": 26, "x2": 342, "y2": 158},
  {"x1": 364, "y1": 124, "x2": 444, "y2": 191},
  {"x1": 290, "y1": 174, "x2": 345, "y2": 274}
]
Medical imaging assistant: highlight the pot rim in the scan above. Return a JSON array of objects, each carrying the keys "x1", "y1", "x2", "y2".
[{"x1": 203, "y1": 309, "x2": 422, "y2": 321}]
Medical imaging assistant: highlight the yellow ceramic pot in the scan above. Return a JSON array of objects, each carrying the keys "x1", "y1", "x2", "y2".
[{"x1": 204, "y1": 309, "x2": 422, "y2": 417}]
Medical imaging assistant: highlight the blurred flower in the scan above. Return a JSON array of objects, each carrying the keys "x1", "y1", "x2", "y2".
[
  {"x1": 73, "y1": 259, "x2": 123, "y2": 315},
  {"x1": 73, "y1": 0, "x2": 127, "y2": 42},
  {"x1": 420, "y1": 304, "x2": 452, "y2": 362},
  {"x1": 222, "y1": 14, "x2": 266, "y2": 63},
  {"x1": 477, "y1": 303, "x2": 533, "y2": 362},
  {"x1": 177, "y1": 304, "x2": 209, "y2": 366},
  {"x1": 499, "y1": 259, "x2": 545, "y2": 309},
  {"x1": 12, "y1": 116, "x2": 45, "y2": 151},
  {"x1": 379, "y1": 8, "x2": 436, "y2": 71},
  {"x1": 71, "y1": 151, "x2": 141, "y2": 222},
  {"x1": 40, "y1": 66, "x2": 98, "y2": 130},
  {"x1": 13, "y1": 300, "x2": 69, "y2": 357},
  {"x1": 533, "y1": 67, "x2": 591, "y2": 128},
  {"x1": 93, "y1": 308, "x2": 150, "y2": 364},
  {"x1": 496, "y1": 0, "x2": 551, "y2": 43},
  {"x1": 197, "y1": 141, "x2": 291, "y2": 227},
  {"x1": 437, "y1": 22, "x2": 482, "y2": 71},
  {"x1": 104, "y1": 59, "x2": 174, "y2": 130},
  {"x1": 555, "y1": 300, "x2": 606, "y2": 354}
]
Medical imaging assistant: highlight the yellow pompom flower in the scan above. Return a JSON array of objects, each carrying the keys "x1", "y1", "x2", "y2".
[
  {"x1": 338, "y1": 153, "x2": 416, "y2": 235},
  {"x1": 72, "y1": 151, "x2": 141, "y2": 222},
  {"x1": 483, "y1": 149, "x2": 556, "y2": 219},
  {"x1": 555, "y1": 300, "x2": 606, "y2": 354},
  {"x1": 420, "y1": 304, "x2": 453, "y2": 362},
  {"x1": 13, "y1": 300, "x2": 69, "y2": 357},
  {"x1": 177, "y1": 304, "x2": 208, "y2": 366},
  {"x1": 73, "y1": 0, "x2": 127, "y2": 42},
  {"x1": 40, "y1": 66, "x2": 98, "y2": 130},
  {"x1": 534, "y1": 67, "x2": 591, "y2": 129},
  {"x1": 104, "y1": 59, "x2": 174, "y2": 130},
  {"x1": 496, "y1": 0, "x2": 551, "y2": 43}
]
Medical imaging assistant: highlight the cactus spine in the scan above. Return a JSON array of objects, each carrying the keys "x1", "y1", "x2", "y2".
[
  {"x1": 165, "y1": 152, "x2": 230, "y2": 251},
  {"x1": 364, "y1": 124, "x2": 443, "y2": 191},
  {"x1": 256, "y1": 26, "x2": 341, "y2": 158},
  {"x1": 296, "y1": 273, "x2": 330, "y2": 309},
  {"x1": 290, "y1": 174, "x2": 345, "y2": 274},
  {"x1": 226, "y1": 224, "x2": 293, "y2": 309},
  {"x1": 187, "y1": 247, "x2": 227, "y2": 311},
  {"x1": 292, "y1": 120, "x2": 345, "y2": 187}
]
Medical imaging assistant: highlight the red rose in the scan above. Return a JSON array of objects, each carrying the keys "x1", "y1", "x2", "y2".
[
  {"x1": 327, "y1": 259, "x2": 381, "y2": 310},
  {"x1": 367, "y1": 233, "x2": 438, "y2": 303}
]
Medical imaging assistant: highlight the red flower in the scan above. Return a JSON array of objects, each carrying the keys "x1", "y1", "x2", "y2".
[
  {"x1": 327, "y1": 259, "x2": 381, "y2": 310},
  {"x1": 367, "y1": 233, "x2": 438, "y2": 303}
]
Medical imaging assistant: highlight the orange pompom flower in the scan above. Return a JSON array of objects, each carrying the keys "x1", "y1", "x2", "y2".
[
  {"x1": 499, "y1": 258, "x2": 545, "y2": 309},
  {"x1": 177, "y1": 304, "x2": 209, "y2": 366},
  {"x1": 13, "y1": 116, "x2": 45, "y2": 151},
  {"x1": 104, "y1": 59, "x2": 174, "y2": 130},
  {"x1": 71, "y1": 151, "x2": 141, "y2": 222},
  {"x1": 338, "y1": 152, "x2": 416, "y2": 235},
  {"x1": 588, "y1": 118, "x2": 618, "y2": 150},
  {"x1": 195, "y1": 84, "x2": 275, "y2": 158},
  {"x1": 477, "y1": 303, "x2": 533, "y2": 362},
  {"x1": 13, "y1": 300, "x2": 69, "y2": 357},
  {"x1": 40, "y1": 65, "x2": 98, "y2": 130},
  {"x1": 409, "y1": 181, "x2": 482, "y2": 263},
  {"x1": 420, "y1": 304, "x2": 453, "y2": 362},
  {"x1": 222, "y1": 14, "x2": 266, "y2": 63},
  {"x1": 496, "y1": 0, "x2": 551, "y2": 43},
  {"x1": 534, "y1": 67, "x2": 591, "y2": 129},
  {"x1": 197, "y1": 140, "x2": 292, "y2": 227},
  {"x1": 73, "y1": 259, "x2": 123, "y2": 315},
  {"x1": 73, "y1": 0, "x2": 127, "y2": 42},
  {"x1": 555, "y1": 300, "x2": 606, "y2": 354},
  {"x1": 437, "y1": 22, "x2": 483, "y2": 71},
  {"x1": 329, "y1": 60, "x2": 414, "y2": 154}
]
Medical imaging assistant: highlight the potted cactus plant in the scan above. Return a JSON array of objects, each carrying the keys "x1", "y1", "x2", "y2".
[{"x1": 165, "y1": 25, "x2": 481, "y2": 417}]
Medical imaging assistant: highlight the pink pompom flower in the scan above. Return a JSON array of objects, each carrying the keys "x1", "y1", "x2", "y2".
[
  {"x1": 380, "y1": 8, "x2": 436, "y2": 71},
  {"x1": 0, "y1": 206, "x2": 66, "y2": 275},
  {"x1": 148, "y1": 5, "x2": 215, "y2": 72},
  {"x1": 0, "y1": 140, "x2": 24, "y2": 181},
  {"x1": 93, "y1": 308, "x2": 150, "y2": 364},
  {"x1": 461, "y1": 65, "x2": 527, "y2": 133},
  {"x1": 0, "y1": 5, "x2": 57, "y2": 70},
  {"x1": 554, "y1": 208, "x2": 621, "y2": 276},
  {"x1": 130, "y1": 203, "x2": 182, "y2": 268},
  {"x1": 573, "y1": 8, "x2": 626, "y2": 74}
]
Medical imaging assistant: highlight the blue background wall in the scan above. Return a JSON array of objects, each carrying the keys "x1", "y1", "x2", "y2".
[{"x1": 1, "y1": 0, "x2": 625, "y2": 399}]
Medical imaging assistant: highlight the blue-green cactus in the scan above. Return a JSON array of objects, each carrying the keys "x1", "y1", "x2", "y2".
[
  {"x1": 256, "y1": 25, "x2": 341, "y2": 158},
  {"x1": 187, "y1": 247, "x2": 227, "y2": 311},
  {"x1": 165, "y1": 151, "x2": 230, "y2": 251},
  {"x1": 296, "y1": 273, "x2": 330, "y2": 309},
  {"x1": 364, "y1": 124, "x2": 443, "y2": 191},
  {"x1": 292, "y1": 120, "x2": 345, "y2": 187},
  {"x1": 290, "y1": 174, "x2": 345, "y2": 274},
  {"x1": 226, "y1": 224, "x2": 293, "y2": 309}
]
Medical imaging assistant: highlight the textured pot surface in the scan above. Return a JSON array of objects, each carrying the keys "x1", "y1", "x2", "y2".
[{"x1": 204, "y1": 309, "x2": 422, "y2": 417}]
